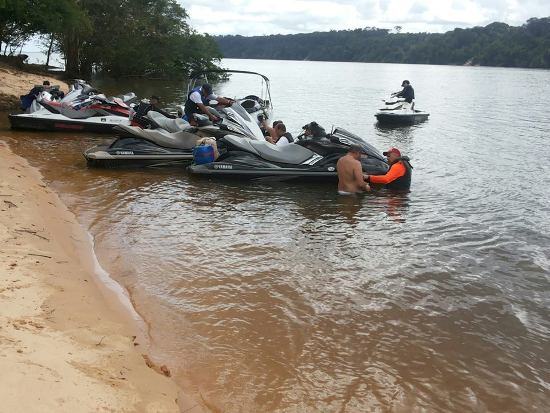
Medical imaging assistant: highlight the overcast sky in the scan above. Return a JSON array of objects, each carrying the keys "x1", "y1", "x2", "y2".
[{"x1": 180, "y1": 0, "x2": 549, "y2": 36}]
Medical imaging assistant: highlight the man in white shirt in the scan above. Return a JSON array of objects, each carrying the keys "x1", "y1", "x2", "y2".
[{"x1": 183, "y1": 83, "x2": 233, "y2": 126}]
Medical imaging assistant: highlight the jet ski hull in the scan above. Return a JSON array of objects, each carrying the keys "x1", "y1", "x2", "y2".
[
  {"x1": 375, "y1": 112, "x2": 429, "y2": 125},
  {"x1": 189, "y1": 162, "x2": 338, "y2": 181},
  {"x1": 84, "y1": 143, "x2": 193, "y2": 168},
  {"x1": 188, "y1": 150, "x2": 388, "y2": 182},
  {"x1": 9, "y1": 113, "x2": 131, "y2": 133}
]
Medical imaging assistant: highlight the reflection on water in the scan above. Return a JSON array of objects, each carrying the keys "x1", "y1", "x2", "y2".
[{"x1": 2, "y1": 59, "x2": 550, "y2": 412}]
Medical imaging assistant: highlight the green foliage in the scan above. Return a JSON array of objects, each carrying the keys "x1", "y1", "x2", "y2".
[
  {"x1": 0, "y1": 0, "x2": 87, "y2": 54},
  {"x1": 215, "y1": 18, "x2": 550, "y2": 69},
  {"x1": 0, "y1": 0, "x2": 221, "y2": 77},
  {"x1": 76, "y1": 0, "x2": 221, "y2": 78}
]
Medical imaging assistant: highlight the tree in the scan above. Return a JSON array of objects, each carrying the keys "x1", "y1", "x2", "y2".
[{"x1": 215, "y1": 17, "x2": 550, "y2": 69}]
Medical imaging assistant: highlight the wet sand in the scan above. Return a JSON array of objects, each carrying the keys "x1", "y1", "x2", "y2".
[{"x1": 0, "y1": 142, "x2": 183, "y2": 412}]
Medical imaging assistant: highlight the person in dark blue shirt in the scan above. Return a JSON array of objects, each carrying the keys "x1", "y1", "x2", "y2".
[{"x1": 393, "y1": 80, "x2": 415, "y2": 103}]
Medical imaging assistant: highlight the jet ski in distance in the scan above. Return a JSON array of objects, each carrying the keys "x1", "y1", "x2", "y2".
[
  {"x1": 375, "y1": 96, "x2": 429, "y2": 125},
  {"x1": 84, "y1": 103, "x2": 262, "y2": 168},
  {"x1": 188, "y1": 122, "x2": 389, "y2": 181}
]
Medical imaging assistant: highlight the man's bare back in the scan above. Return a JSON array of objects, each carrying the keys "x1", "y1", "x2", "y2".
[{"x1": 337, "y1": 153, "x2": 370, "y2": 194}]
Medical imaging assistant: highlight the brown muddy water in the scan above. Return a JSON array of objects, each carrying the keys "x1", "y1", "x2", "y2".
[{"x1": 2, "y1": 59, "x2": 550, "y2": 412}]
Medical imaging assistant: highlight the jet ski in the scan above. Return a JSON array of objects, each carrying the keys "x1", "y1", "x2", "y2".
[
  {"x1": 375, "y1": 96, "x2": 429, "y2": 125},
  {"x1": 188, "y1": 122, "x2": 389, "y2": 181},
  {"x1": 188, "y1": 69, "x2": 273, "y2": 124},
  {"x1": 84, "y1": 103, "x2": 262, "y2": 168},
  {"x1": 9, "y1": 80, "x2": 136, "y2": 133}
]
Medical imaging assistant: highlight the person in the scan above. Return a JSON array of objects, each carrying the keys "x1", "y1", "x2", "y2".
[
  {"x1": 392, "y1": 80, "x2": 415, "y2": 103},
  {"x1": 20, "y1": 80, "x2": 62, "y2": 111},
  {"x1": 184, "y1": 83, "x2": 234, "y2": 125},
  {"x1": 336, "y1": 144, "x2": 370, "y2": 195},
  {"x1": 364, "y1": 147, "x2": 412, "y2": 191},
  {"x1": 262, "y1": 120, "x2": 294, "y2": 145}
]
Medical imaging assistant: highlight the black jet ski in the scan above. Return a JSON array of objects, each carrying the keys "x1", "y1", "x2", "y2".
[
  {"x1": 375, "y1": 96, "x2": 429, "y2": 125},
  {"x1": 188, "y1": 122, "x2": 389, "y2": 181},
  {"x1": 84, "y1": 103, "x2": 262, "y2": 168}
]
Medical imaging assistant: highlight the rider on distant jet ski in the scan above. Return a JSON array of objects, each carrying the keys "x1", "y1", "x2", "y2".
[{"x1": 392, "y1": 80, "x2": 415, "y2": 103}]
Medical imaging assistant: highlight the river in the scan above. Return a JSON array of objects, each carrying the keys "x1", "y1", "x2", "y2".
[{"x1": 1, "y1": 59, "x2": 549, "y2": 412}]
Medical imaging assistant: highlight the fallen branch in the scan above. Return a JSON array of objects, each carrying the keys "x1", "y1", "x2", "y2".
[
  {"x1": 15, "y1": 229, "x2": 49, "y2": 241},
  {"x1": 27, "y1": 253, "x2": 52, "y2": 259}
]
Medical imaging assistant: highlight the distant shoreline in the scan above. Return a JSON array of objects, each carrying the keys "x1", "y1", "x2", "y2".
[
  {"x1": 216, "y1": 17, "x2": 550, "y2": 70},
  {"x1": 222, "y1": 57, "x2": 550, "y2": 71}
]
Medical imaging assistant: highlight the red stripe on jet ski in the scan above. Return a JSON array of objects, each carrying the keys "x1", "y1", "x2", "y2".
[{"x1": 54, "y1": 123, "x2": 85, "y2": 130}]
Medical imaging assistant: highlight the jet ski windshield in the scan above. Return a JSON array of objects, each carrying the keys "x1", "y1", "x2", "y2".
[{"x1": 228, "y1": 103, "x2": 252, "y2": 122}]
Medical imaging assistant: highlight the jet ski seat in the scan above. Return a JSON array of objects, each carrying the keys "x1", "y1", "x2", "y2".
[
  {"x1": 81, "y1": 85, "x2": 98, "y2": 95},
  {"x1": 115, "y1": 124, "x2": 199, "y2": 150},
  {"x1": 147, "y1": 111, "x2": 191, "y2": 133},
  {"x1": 118, "y1": 92, "x2": 137, "y2": 103},
  {"x1": 141, "y1": 130, "x2": 199, "y2": 150},
  {"x1": 224, "y1": 135, "x2": 315, "y2": 165}
]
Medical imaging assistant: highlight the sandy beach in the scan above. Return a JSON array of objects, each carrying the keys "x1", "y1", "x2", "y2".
[
  {"x1": 0, "y1": 142, "x2": 182, "y2": 412},
  {"x1": 0, "y1": 62, "x2": 68, "y2": 110}
]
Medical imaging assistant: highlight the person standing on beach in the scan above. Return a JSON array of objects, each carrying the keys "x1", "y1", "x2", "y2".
[{"x1": 336, "y1": 145, "x2": 370, "y2": 195}]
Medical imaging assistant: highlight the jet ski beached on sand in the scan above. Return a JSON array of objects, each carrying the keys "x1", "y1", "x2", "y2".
[{"x1": 9, "y1": 80, "x2": 136, "y2": 133}]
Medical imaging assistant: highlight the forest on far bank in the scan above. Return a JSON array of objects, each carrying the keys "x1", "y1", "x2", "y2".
[
  {"x1": 0, "y1": 0, "x2": 222, "y2": 78},
  {"x1": 215, "y1": 17, "x2": 550, "y2": 69}
]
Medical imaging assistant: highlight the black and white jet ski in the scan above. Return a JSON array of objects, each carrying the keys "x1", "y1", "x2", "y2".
[
  {"x1": 375, "y1": 96, "x2": 429, "y2": 125},
  {"x1": 84, "y1": 103, "x2": 263, "y2": 168},
  {"x1": 9, "y1": 80, "x2": 136, "y2": 133},
  {"x1": 188, "y1": 122, "x2": 389, "y2": 181},
  {"x1": 188, "y1": 69, "x2": 273, "y2": 124}
]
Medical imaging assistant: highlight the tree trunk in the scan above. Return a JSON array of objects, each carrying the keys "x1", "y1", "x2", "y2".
[
  {"x1": 62, "y1": 30, "x2": 82, "y2": 78},
  {"x1": 46, "y1": 34, "x2": 54, "y2": 67}
]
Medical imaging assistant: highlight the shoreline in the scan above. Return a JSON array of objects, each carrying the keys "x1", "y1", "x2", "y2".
[
  {"x1": 0, "y1": 142, "x2": 192, "y2": 412},
  {"x1": 0, "y1": 62, "x2": 68, "y2": 111}
]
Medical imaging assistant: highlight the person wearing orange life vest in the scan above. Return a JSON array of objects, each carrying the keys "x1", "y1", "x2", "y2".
[{"x1": 364, "y1": 147, "x2": 412, "y2": 191}]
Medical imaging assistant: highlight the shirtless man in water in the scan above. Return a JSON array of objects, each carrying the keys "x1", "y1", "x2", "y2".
[{"x1": 336, "y1": 144, "x2": 370, "y2": 195}]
